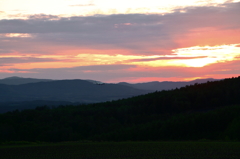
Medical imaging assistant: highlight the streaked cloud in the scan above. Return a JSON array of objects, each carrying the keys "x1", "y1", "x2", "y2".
[{"x1": 0, "y1": 57, "x2": 60, "y2": 64}]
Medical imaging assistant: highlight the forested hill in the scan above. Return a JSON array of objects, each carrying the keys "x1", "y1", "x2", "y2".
[
  {"x1": 1, "y1": 76, "x2": 240, "y2": 142},
  {"x1": 114, "y1": 76, "x2": 240, "y2": 114}
]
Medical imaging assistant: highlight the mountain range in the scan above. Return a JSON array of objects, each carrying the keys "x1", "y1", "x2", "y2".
[
  {"x1": 0, "y1": 78, "x2": 149, "y2": 103},
  {"x1": 0, "y1": 76, "x2": 52, "y2": 85},
  {"x1": 0, "y1": 76, "x2": 220, "y2": 113},
  {"x1": 0, "y1": 76, "x2": 219, "y2": 90},
  {"x1": 118, "y1": 78, "x2": 219, "y2": 91}
]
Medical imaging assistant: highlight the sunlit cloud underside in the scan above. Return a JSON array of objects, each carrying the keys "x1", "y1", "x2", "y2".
[
  {"x1": 170, "y1": 44, "x2": 240, "y2": 67},
  {"x1": 0, "y1": 33, "x2": 32, "y2": 38}
]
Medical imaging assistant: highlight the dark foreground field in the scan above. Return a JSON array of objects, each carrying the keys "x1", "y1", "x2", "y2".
[{"x1": 1, "y1": 141, "x2": 240, "y2": 159}]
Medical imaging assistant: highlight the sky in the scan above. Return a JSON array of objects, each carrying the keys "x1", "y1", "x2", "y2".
[{"x1": 0, "y1": 0, "x2": 240, "y2": 83}]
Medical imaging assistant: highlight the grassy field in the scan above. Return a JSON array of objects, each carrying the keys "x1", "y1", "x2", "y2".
[{"x1": 1, "y1": 141, "x2": 240, "y2": 159}]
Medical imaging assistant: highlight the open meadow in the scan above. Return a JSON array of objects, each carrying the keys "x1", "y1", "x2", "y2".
[{"x1": 1, "y1": 141, "x2": 240, "y2": 159}]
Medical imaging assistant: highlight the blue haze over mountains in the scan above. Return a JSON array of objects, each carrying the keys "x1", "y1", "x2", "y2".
[{"x1": 0, "y1": 76, "x2": 219, "y2": 113}]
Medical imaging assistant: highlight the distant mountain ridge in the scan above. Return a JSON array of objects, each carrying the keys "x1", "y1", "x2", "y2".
[
  {"x1": 0, "y1": 76, "x2": 221, "y2": 113},
  {"x1": 0, "y1": 76, "x2": 52, "y2": 85},
  {"x1": 0, "y1": 79, "x2": 150, "y2": 104},
  {"x1": 118, "y1": 78, "x2": 220, "y2": 91},
  {"x1": 1, "y1": 76, "x2": 220, "y2": 91}
]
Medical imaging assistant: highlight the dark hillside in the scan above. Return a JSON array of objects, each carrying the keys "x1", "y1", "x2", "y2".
[
  {"x1": 0, "y1": 100, "x2": 80, "y2": 114},
  {"x1": 109, "y1": 76, "x2": 240, "y2": 114},
  {"x1": 0, "y1": 76, "x2": 240, "y2": 142}
]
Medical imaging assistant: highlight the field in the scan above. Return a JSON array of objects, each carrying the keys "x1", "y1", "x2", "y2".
[{"x1": 1, "y1": 141, "x2": 240, "y2": 159}]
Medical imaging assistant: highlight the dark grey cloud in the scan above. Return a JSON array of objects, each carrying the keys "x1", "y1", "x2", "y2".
[
  {"x1": 5, "y1": 64, "x2": 137, "y2": 81},
  {"x1": 69, "y1": 64, "x2": 136, "y2": 71},
  {"x1": 1, "y1": 3, "x2": 239, "y2": 33},
  {"x1": 0, "y1": 2, "x2": 239, "y2": 55},
  {"x1": 4, "y1": 65, "x2": 186, "y2": 81},
  {"x1": 8, "y1": 64, "x2": 136, "y2": 73},
  {"x1": 28, "y1": 14, "x2": 60, "y2": 20},
  {"x1": 0, "y1": 65, "x2": 204, "y2": 81},
  {"x1": 0, "y1": 37, "x2": 59, "y2": 54},
  {"x1": 0, "y1": 57, "x2": 60, "y2": 64}
]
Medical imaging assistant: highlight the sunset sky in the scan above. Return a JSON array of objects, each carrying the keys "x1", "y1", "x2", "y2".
[{"x1": 0, "y1": 0, "x2": 240, "y2": 83}]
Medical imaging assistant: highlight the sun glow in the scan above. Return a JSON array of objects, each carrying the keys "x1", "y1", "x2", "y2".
[{"x1": 170, "y1": 44, "x2": 240, "y2": 67}]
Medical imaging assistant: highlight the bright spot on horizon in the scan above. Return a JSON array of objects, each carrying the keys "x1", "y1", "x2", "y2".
[{"x1": 170, "y1": 44, "x2": 240, "y2": 67}]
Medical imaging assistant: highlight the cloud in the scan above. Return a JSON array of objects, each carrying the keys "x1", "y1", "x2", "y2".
[
  {"x1": 0, "y1": 2, "x2": 239, "y2": 56},
  {"x1": 126, "y1": 56, "x2": 208, "y2": 62},
  {"x1": 5, "y1": 64, "x2": 137, "y2": 81},
  {"x1": 3, "y1": 65, "x2": 182, "y2": 81},
  {"x1": 28, "y1": 14, "x2": 60, "y2": 20},
  {"x1": 11, "y1": 64, "x2": 136, "y2": 72},
  {"x1": 0, "y1": 33, "x2": 32, "y2": 38},
  {"x1": 0, "y1": 57, "x2": 60, "y2": 64},
  {"x1": 70, "y1": 64, "x2": 136, "y2": 71}
]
